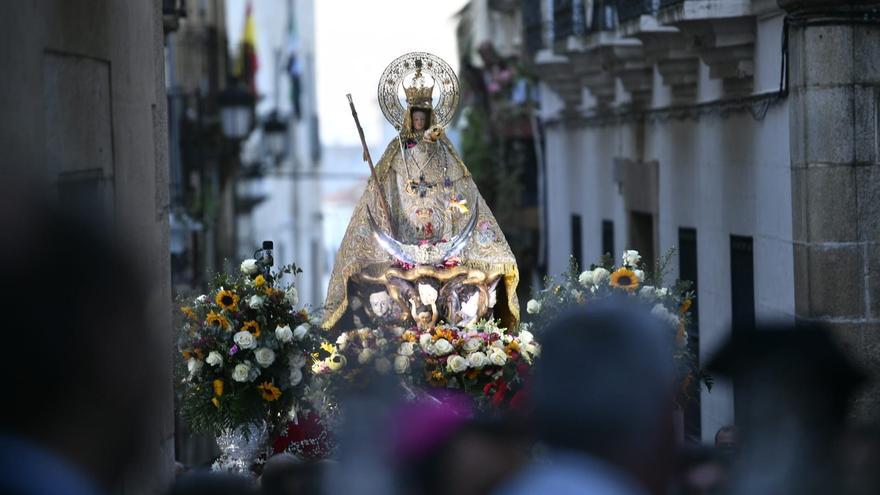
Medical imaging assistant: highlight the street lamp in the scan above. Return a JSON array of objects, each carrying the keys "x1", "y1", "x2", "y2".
[
  {"x1": 262, "y1": 111, "x2": 289, "y2": 160},
  {"x1": 218, "y1": 83, "x2": 256, "y2": 140}
]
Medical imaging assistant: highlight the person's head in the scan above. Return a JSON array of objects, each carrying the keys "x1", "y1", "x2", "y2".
[
  {"x1": 0, "y1": 187, "x2": 164, "y2": 489},
  {"x1": 714, "y1": 425, "x2": 736, "y2": 450},
  {"x1": 411, "y1": 109, "x2": 428, "y2": 132},
  {"x1": 528, "y1": 299, "x2": 676, "y2": 490},
  {"x1": 260, "y1": 453, "x2": 324, "y2": 495}
]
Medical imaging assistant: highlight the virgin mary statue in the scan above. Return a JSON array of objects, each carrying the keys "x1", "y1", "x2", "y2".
[{"x1": 323, "y1": 52, "x2": 520, "y2": 331}]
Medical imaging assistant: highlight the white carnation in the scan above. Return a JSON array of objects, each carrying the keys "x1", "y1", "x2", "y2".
[
  {"x1": 488, "y1": 347, "x2": 507, "y2": 366},
  {"x1": 592, "y1": 267, "x2": 610, "y2": 284},
  {"x1": 519, "y1": 330, "x2": 534, "y2": 345},
  {"x1": 289, "y1": 367, "x2": 303, "y2": 386},
  {"x1": 254, "y1": 347, "x2": 276, "y2": 368},
  {"x1": 358, "y1": 348, "x2": 374, "y2": 364},
  {"x1": 375, "y1": 357, "x2": 392, "y2": 375},
  {"x1": 335, "y1": 333, "x2": 350, "y2": 350},
  {"x1": 393, "y1": 355, "x2": 410, "y2": 374},
  {"x1": 463, "y1": 338, "x2": 483, "y2": 353},
  {"x1": 398, "y1": 342, "x2": 415, "y2": 356},
  {"x1": 433, "y1": 338, "x2": 454, "y2": 356},
  {"x1": 248, "y1": 295, "x2": 265, "y2": 309},
  {"x1": 233, "y1": 330, "x2": 257, "y2": 350},
  {"x1": 655, "y1": 287, "x2": 669, "y2": 298},
  {"x1": 293, "y1": 323, "x2": 309, "y2": 341},
  {"x1": 285, "y1": 287, "x2": 299, "y2": 307},
  {"x1": 578, "y1": 270, "x2": 595, "y2": 287},
  {"x1": 622, "y1": 250, "x2": 641, "y2": 268},
  {"x1": 232, "y1": 362, "x2": 252, "y2": 382},
  {"x1": 634, "y1": 269, "x2": 645, "y2": 282},
  {"x1": 526, "y1": 299, "x2": 542, "y2": 314},
  {"x1": 467, "y1": 352, "x2": 489, "y2": 369},
  {"x1": 205, "y1": 351, "x2": 223, "y2": 367},
  {"x1": 275, "y1": 324, "x2": 293, "y2": 343},
  {"x1": 446, "y1": 355, "x2": 468, "y2": 373},
  {"x1": 195, "y1": 294, "x2": 208, "y2": 304},
  {"x1": 240, "y1": 259, "x2": 259, "y2": 275},
  {"x1": 187, "y1": 358, "x2": 203, "y2": 377}
]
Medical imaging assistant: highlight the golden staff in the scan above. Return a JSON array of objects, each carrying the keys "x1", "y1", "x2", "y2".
[{"x1": 346, "y1": 93, "x2": 394, "y2": 234}]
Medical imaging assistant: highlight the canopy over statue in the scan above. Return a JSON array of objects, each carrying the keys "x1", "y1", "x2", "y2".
[{"x1": 323, "y1": 52, "x2": 520, "y2": 331}]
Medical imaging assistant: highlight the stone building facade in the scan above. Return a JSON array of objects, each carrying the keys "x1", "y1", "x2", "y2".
[{"x1": 520, "y1": 0, "x2": 880, "y2": 440}]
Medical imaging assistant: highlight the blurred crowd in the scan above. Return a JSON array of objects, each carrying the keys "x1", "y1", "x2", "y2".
[{"x1": 2, "y1": 182, "x2": 879, "y2": 495}]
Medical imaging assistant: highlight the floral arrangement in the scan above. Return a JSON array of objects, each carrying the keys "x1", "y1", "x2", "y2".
[
  {"x1": 525, "y1": 249, "x2": 709, "y2": 404},
  {"x1": 176, "y1": 259, "x2": 324, "y2": 438},
  {"x1": 313, "y1": 319, "x2": 538, "y2": 411}
]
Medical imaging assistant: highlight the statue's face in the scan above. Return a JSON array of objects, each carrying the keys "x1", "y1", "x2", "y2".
[
  {"x1": 412, "y1": 111, "x2": 427, "y2": 131},
  {"x1": 369, "y1": 291, "x2": 392, "y2": 317}
]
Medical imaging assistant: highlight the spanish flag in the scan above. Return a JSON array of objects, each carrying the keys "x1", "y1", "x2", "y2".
[{"x1": 235, "y1": 1, "x2": 259, "y2": 95}]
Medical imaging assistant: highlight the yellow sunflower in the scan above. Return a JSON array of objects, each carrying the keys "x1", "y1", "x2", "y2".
[
  {"x1": 215, "y1": 289, "x2": 240, "y2": 312},
  {"x1": 257, "y1": 381, "x2": 282, "y2": 402},
  {"x1": 242, "y1": 320, "x2": 260, "y2": 337},
  {"x1": 253, "y1": 274, "x2": 266, "y2": 287},
  {"x1": 206, "y1": 311, "x2": 231, "y2": 330},
  {"x1": 609, "y1": 268, "x2": 640, "y2": 291},
  {"x1": 212, "y1": 379, "x2": 224, "y2": 397}
]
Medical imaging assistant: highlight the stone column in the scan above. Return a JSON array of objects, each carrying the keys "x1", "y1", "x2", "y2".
[{"x1": 780, "y1": 0, "x2": 880, "y2": 420}]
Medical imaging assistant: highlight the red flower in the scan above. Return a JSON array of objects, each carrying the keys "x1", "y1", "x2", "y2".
[
  {"x1": 509, "y1": 390, "x2": 527, "y2": 410},
  {"x1": 491, "y1": 380, "x2": 509, "y2": 406}
]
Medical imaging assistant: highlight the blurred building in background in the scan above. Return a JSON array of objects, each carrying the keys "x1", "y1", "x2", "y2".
[
  {"x1": 1, "y1": 0, "x2": 176, "y2": 491},
  {"x1": 511, "y1": 0, "x2": 880, "y2": 440}
]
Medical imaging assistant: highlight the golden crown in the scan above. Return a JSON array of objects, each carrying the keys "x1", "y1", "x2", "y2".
[{"x1": 404, "y1": 68, "x2": 435, "y2": 109}]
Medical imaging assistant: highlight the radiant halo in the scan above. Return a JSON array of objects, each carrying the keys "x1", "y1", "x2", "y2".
[{"x1": 377, "y1": 52, "x2": 460, "y2": 129}]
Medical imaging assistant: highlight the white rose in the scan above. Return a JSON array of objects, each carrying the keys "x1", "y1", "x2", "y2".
[
  {"x1": 463, "y1": 338, "x2": 482, "y2": 353},
  {"x1": 254, "y1": 347, "x2": 276, "y2": 368},
  {"x1": 488, "y1": 347, "x2": 507, "y2": 366},
  {"x1": 467, "y1": 352, "x2": 489, "y2": 369},
  {"x1": 622, "y1": 250, "x2": 641, "y2": 268},
  {"x1": 634, "y1": 270, "x2": 645, "y2": 282},
  {"x1": 240, "y1": 258, "x2": 259, "y2": 275},
  {"x1": 433, "y1": 338, "x2": 454, "y2": 356},
  {"x1": 288, "y1": 352, "x2": 307, "y2": 369},
  {"x1": 398, "y1": 342, "x2": 415, "y2": 356},
  {"x1": 519, "y1": 330, "x2": 534, "y2": 345},
  {"x1": 289, "y1": 367, "x2": 303, "y2": 386},
  {"x1": 522, "y1": 343, "x2": 540, "y2": 364},
  {"x1": 358, "y1": 348, "x2": 374, "y2": 364},
  {"x1": 639, "y1": 285, "x2": 655, "y2": 298},
  {"x1": 336, "y1": 333, "x2": 350, "y2": 350},
  {"x1": 248, "y1": 295, "x2": 265, "y2": 309},
  {"x1": 655, "y1": 287, "x2": 669, "y2": 298},
  {"x1": 195, "y1": 294, "x2": 208, "y2": 304},
  {"x1": 375, "y1": 357, "x2": 392, "y2": 374},
  {"x1": 578, "y1": 270, "x2": 594, "y2": 287},
  {"x1": 232, "y1": 363, "x2": 251, "y2": 382},
  {"x1": 592, "y1": 267, "x2": 610, "y2": 284},
  {"x1": 275, "y1": 324, "x2": 293, "y2": 343},
  {"x1": 205, "y1": 351, "x2": 223, "y2": 367},
  {"x1": 446, "y1": 355, "x2": 469, "y2": 373},
  {"x1": 233, "y1": 330, "x2": 257, "y2": 350},
  {"x1": 293, "y1": 324, "x2": 309, "y2": 341},
  {"x1": 187, "y1": 358, "x2": 203, "y2": 377},
  {"x1": 393, "y1": 355, "x2": 410, "y2": 374},
  {"x1": 526, "y1": 299, "x2": 542, "y2": 314},
  {"x1": 285, "y1": 287, "x2": 299, "y2": 307},
  {"x1": 419, "y1": 333, "x2": 432, "y2": 348}
]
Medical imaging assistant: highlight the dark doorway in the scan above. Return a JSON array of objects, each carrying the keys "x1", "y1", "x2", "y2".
[
  {"x1": 628, "y1": 211, "x2": 655, "y2": 275},
  {"x1": 679, "y1": 227, "x2": 701, "y2": 442}
]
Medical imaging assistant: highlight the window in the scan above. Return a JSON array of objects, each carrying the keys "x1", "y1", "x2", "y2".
[
  {"x1": 571, "y1": 214, "x2": 583, "y2": 269},
  {"x1": 602, "y1": 220, "x2": 614, "y2": 259},
  {"x1": 679, "y1": 227, "x2": 700, "y2": 442},
  {"x1": 730, "y1": 235, "x2": 755, "y2": 422}
]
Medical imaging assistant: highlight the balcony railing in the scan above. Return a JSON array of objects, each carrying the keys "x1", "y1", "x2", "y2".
[
  {"x1": 522, "y1": 0, "x2": 545, "y2": 54},
  {"x1": 553, "y1": 0, "x2": 588, "y2": 42},
  {"x1": 616, "y1": 0, "x2": 659, "y2": 23}
]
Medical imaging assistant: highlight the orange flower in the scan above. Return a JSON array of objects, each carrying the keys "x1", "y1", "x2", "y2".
[
  {"x1": 609, "y1": 268, "x2": 640, "y2": 291},
  {"x1": 427, "y1": 369, "x2": 447, "y2": 387},
  {"x1": 242, "y1": 320, "x2": 260, "y2": 337},
  {"x1": 679, "y1": 298, "x2": 693, "y2": 314},
  {"x1": 676, "y1": 322, "x2": 687, "y2": 345},
  {"x1": 402, "y1": 330, "x2": 418, "y2": 343},
  {"x1": 211, "y1": 397, "x2": 221, "y2": 408},
  {"x1": 181, "y1": 349, "x2": 192, "y2": 360},
  {"x1": 505, "y1": 341, "x2": 521, "y2": 356},
  {"x1": 215, "y1": 289, "x2": 240, "y2": 311},
  {"x1": 253, "y1": 274, "x2": 266, "y2": 287},
  {"x1": 212, "y1": 379, "x2": 224, "y2": 397},
  {"x1": 257, "y1": 381, "x2": 282, "y2": 402}
]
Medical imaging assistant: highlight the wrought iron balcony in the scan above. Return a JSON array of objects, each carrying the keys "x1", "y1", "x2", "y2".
[
  {"x1": 616, "y1": 0, "x2": 660, "y2": 23},
  {"x1": 553, "y1": 0, "x2": 588, "y2": 42}
]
